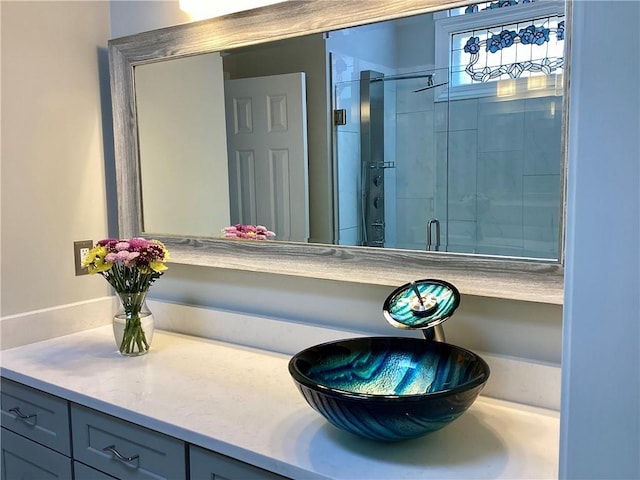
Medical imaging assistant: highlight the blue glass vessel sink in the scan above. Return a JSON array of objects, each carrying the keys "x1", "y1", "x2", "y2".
[{"x1": 289, "y1": 336, "x2": 490, "y2": 441}]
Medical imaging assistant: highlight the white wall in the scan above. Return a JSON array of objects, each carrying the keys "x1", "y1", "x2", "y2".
[
  {"x1": 0, "y1": 1, "x2": 112, "y2": 316},
  {"x1": 109, "y1": 0, "x2": 190, "y2": 39},
  {"x1": 560, "y1": 1, "x2": 640, "y2": 478},
  {"x1": 136, "y1": 53, "x2": 230, "y2": 237}
]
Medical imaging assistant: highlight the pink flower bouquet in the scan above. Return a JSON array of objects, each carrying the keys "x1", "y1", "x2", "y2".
[
  {"x1": 222, "y1": 224, "x2": 276, "y2": 240},
  {"x1": 82, "y1": 238, "x2": 169, "y2": 356}
]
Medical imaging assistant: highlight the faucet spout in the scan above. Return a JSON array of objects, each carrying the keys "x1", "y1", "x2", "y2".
[{"x1": 422, "y1": 324, "x2": 445, "y2": 342}]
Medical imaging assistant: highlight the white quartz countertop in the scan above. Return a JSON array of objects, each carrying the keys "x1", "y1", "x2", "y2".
[{"x1": 0, "y1": 326, "x2": 559, "y2": 479}]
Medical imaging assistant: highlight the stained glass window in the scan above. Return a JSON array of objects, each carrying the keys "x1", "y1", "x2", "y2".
[
  {"x1": 435, "y1": 1, "x2": 565, "y2": 96},
  {"x1": 451, "y1": 15, "x2": 564, "y2": 87}
]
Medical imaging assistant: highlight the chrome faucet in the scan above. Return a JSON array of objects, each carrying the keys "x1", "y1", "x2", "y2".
[{"x1": 422, "y1": 323, "x2": 446, "y2": 342}]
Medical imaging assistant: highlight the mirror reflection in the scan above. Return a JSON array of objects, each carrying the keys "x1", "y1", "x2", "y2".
[{"x1": 135, "y1": 0, "x2": 565, "y2": 261}]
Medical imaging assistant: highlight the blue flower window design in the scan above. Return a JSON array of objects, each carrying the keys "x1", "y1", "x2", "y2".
[
  {"x1": 454, "y1": 15, "x2": 564, "y2": 85},
  {"x1": 464, "y1": 36, "x2": 481, "y2": 54},
  {"x1": 519, "y1": 25, "x2": 550, "y2": 45},
  {"x1": 487, "y1": 29, "x2": 518, "y2": 52},
  {"x1": 557, "y1": 21, "x2": 565, "y2": 41}
]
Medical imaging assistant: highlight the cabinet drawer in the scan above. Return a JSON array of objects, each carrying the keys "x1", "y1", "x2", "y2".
[
  {"x1": 74, "y1": 461, "x2": 118, "y2": 480},
  {"x1": 0, "y1": 378, "x2": 71, "y2": 455},
  {"x1": 189, "y1": 445, "x2": 290, "y2": 480},
  {"x1": 1, "y1": 427, "x2": 73, "y2": 480},
  {"x1": 71, "y1": 404, "x2": 186, "y2": 480}
]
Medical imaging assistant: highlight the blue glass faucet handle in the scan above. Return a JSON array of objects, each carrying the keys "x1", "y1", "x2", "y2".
[{"x1": 383, "y1": 279, "x2": 460, "y2": 330}]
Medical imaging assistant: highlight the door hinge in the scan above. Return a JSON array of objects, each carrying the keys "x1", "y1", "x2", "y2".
[{"x1": 333, "y1": 109, "x2": 347, "y2": 126}]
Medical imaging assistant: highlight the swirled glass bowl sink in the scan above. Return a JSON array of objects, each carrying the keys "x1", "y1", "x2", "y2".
[{"x1": 288, "y1": 337, "x2": 490, "y2": 441}]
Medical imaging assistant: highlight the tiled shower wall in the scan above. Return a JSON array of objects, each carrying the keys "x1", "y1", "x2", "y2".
[{"x1": 394, "y1": 87, "x2": 562, "y2": 259}]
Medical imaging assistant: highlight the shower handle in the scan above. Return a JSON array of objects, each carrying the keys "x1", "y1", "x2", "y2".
[{"x1": 426, "y1": 219, "x2": 441, "y2": 251}]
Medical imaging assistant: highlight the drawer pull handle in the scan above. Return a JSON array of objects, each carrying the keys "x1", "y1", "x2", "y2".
[
  {"x1": 8, "y1": 407, "x2": 37, "y2": 424},
  {"x1": 102, "y1": 445, "x2": 140, "y2": 466}
]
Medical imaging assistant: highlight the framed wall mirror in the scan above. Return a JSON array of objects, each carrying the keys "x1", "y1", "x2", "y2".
[{"x1": 109, "y1": 0, "x2": 568, "y2": 304}]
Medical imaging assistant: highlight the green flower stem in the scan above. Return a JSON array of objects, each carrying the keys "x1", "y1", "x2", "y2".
[
  {"x1": 116, "y1": 291, "x2": 151, "y2": 355},
  {"x1": 120, "y1": 314, "x2": 149, "y2": 355},
  {"x1": 103, "y1": 264, "x2": 159, "y2": 294}
]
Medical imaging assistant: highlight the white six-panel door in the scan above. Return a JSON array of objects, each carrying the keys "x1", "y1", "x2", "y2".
[{"x1": 225, "y1": 72, "x2": 309, "y2": 242}]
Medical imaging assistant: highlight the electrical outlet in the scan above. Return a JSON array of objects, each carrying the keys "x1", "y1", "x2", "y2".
[{"x1": 74, "y1": 240, "x2": 94, "y2": 276}]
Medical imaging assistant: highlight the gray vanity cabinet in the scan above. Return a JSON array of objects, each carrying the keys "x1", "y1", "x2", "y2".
[
  {"x1": 0, "y1": 378, "x2": 73, "y2": 480},
  {"x1": 0, "y1": 377, "x2": 291, "y2": 480},
  {"x1": 1, "y1": 378, "x2": 71, "y2": 454},
  {"x1": 71, "y1": 404, "x2": 186, "y2": 480},
  {"x1": 73, "y1": 460, "x2": 119, "y2": 479},
  {"x1": 189, "y1": 445, "x2": 289, "y2": 480},
  {"x1": 1, "y1": 428, "x2": 73, "y2": 479}
]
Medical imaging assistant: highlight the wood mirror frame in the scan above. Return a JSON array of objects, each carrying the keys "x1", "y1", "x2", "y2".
[{"x1": 108, "y1": 0, "x2": 568, "y2": 304}]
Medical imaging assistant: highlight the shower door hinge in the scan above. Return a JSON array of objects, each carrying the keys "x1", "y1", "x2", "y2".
[{"x1": 333, "y1": 109, "x2": 347, "y2": 126}]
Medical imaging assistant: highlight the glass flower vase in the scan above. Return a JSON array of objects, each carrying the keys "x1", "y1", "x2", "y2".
[{"x1": 112, "y1": 291, "x2": 154, "y2": 356}]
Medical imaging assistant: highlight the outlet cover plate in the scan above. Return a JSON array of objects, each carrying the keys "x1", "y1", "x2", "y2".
[{"x1": 74, "y1": 240, "x2": 93, "y2": 276}]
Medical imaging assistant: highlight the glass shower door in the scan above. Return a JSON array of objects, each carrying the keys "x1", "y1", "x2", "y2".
[
  {"x1": 389, "y1": 69, "x2": 450, "y2": 252},
  {"x1": 332, "y1": 68, "x2": 451, "y2": 251}
]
